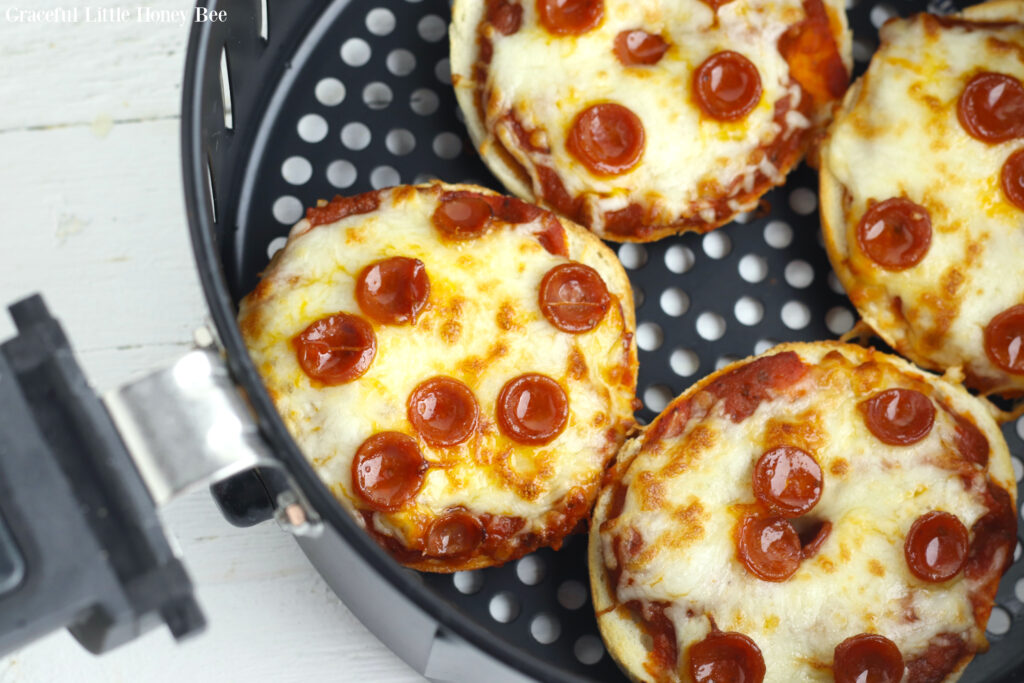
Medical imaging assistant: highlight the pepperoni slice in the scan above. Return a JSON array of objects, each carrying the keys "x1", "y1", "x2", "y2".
[
  {"x1": 537, "y1": 0, "x2": 603, "y2": 36},
  {"x1": 496, "y1": 374, "x2": 569, "y2": 444},
  {"x1": 904, "y1": 511, "x2": 969, "y2": 582},
  {"x1": 948, "y1": 410, "x2": 989, "y2": 467},
  {"x1": 292, "y1": 313, "x2": 376, "y2": 385},
  {"x1": 736, "y1": 515, "x2": 801, "y2": 582},
  {"x1": 984, "y1": 304, "x2": 1024, "y2": 374},
  {"x1": 487, "y1": 0, "x2": 523, "y2": 35},
  {"x1": 856, "y1": 198, "x2": 932, "y2": 270},
  {"x1": 752, "y1": 446, "x2": 823, "y2": 517},
  {"x1": 1002, "y1": 149, "x2": 1024, "y2": 211},
  {"x1": 689, "y1": 631, "x2": 766, "y2": 683},
  {"x1": 407, "y1": 377, "x2": 480, "y2": 447},
  {"x1": 356, "y1": 257, "x2": 430, "y2": 325},
  {"x1": 859, "y1": 388, "x2": 935, "y2": 446},
  {"x1": 432, "y1": 194, "x2": 493, "y2": 240},
  {"x1": 566, "y1": 103, "x2": 645, "y2": 176},
  {"x1": 352, "y1": 432, "x2": 427, "y2": 511},
  {"x1": 693, "y1": 51, "x2": 763, "y2": 122},
  {"x1": 425, "y1": 509, "x2": 485, "y2": 557},
  {"x1": 305, "y1": 192, "x2": 381, "y2": 228},
  {"x1": 833, "y1": 634, "x2": 904, "y2": 683},
  {"x1": 707, "y1": 352, "x2": 807, "y2": 423},
  {"x1": 539, "y1": 263, "x2": 611, "y2": 333},
  {"x1": 613, "y1": 30, "x2": 669, "y2": 66},
  {"x1": 957, "y1": 72, "x2": 1024, "y2": 144}
]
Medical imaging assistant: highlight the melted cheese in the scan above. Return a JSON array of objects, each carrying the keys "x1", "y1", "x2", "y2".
[
  {"x1": 820, "y1": 3, "x2": 1024, "y2": 395},
  {"x1": 239, "y1": 183, "x2": 637, "y2": 571},
  {"x1": 590, "y1": 342, "x2": 1015, "y2": 682},
  {"x1": 452, "y1": 0, "x2": 851, "y2": 239}
]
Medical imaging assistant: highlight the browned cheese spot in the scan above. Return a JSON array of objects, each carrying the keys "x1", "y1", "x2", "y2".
[
  {"x1": 868, "y1": 558, "x2": 886, "y2": 577},
  {"x1": 763, "y1": 409, "x2": 825, "y2": 453},
  {"x1": 568, "y1": 346, "x2": 588, "y2": 381},
  {"x1": 830, "y1": 458, "x2": 850, "y2": 477},
  {"x1": 497, "y1": 301, "x2": 520, "y2": 331},
  {"x1": 637, "y1": 471, "x2": 665, "y2": 511},
  {"x1": 659, "y1": 424, "x2": 717, "y2": 478}
]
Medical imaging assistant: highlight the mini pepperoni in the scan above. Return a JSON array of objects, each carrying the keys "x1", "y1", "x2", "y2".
[
  {"x1": 352, "y1": 432, "x2": 426, "y2": 511},
  {"x1": 856, "y1": 198, "x2": 932, "y2": 270},
  {"x1": 566, "y1": 103, "x2": 645, "y2": 176},
  {"x1": 689, "y1": 631, "x2": 766, "y2": 683},
  {"x1": 487, "y1": 0, "x2": 522, "y2": 35},
  {"x1": 355, "y1": 257, "x2": 430, "y2": 325},
  {"x1": 949, "y1": 411, "x2": 989, "y2": 467},
  {"x1": 1002, "y1": 149, "x2": 1024, "y2": 211},
  {"x1": 737, "y1": 515, "x2": 801, "y2": 582},
  {"x1": 957, "y1": 72, "x2": 1024, "y2": 143},
  {"x1": 904, "y1": 511, "x2": 969, "y2": 582},
  {"x1": 539, "y1": 263, "x2": 611, "y2": 333},
  {"x1": 496, "y1": 374, "x2": 569, "y2": 444},
  {"x1": 859, "y1": 388, "x2": 935, "y2": 446},
  {"x1": 425, "y1": 509, "x2": 485, "y2": 557},
  {"x1": 984, "y1": 304, "x2": 1024, "y2": 374},
  {"x1": 693, "y1": 51, "x2": 763, "y2": 122},
  {"x1": 833, "y1": 634, "x2": 904, "y2": 683},
  {"x1": 292, "y1": 313, "x2": 376, "y2": 385},
  {"x1": 752, "y1": 446, "x2": 823, "y2": 517},
  {"x1": 537, "y1": 0, "x2": 603, "y2": 35},
  {"x1": 432, "y1": 194, "x2": 493, "y2": 240},
  {"x1": 613, "y1": 30, "x2": 669, "y2": 66},
  {"x1": 407, "y1": 377, "x2": 480, "y2": 447}
]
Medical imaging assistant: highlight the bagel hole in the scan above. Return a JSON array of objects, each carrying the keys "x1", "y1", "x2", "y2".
[{"x1": 793, "y1": 517, "x2": 830, "y2": 559}]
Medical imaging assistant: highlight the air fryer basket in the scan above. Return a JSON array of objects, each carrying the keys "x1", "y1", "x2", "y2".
[{"x1": 182, "y1": 0, "x2": 1024, "y2": 680}]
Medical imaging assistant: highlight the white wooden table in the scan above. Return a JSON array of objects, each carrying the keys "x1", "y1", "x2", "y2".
[{"x1": 0, "y1": 1, "x2": 422, "y2": 680}]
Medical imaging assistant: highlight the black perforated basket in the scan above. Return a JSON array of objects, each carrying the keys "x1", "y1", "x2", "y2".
[{"x1": 181, "y1": 1, "x2": 1024, "y2": 680}]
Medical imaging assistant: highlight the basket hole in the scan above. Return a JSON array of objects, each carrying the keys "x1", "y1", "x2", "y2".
[
  {"x1": 341, "y1": 122, "x2": 372, "y2": 150},
  {"x1": 828, "y1": 271, "x2": 846, "y2": 295},
  {"x1": 315, "y1": 77, "x2": 346, "y2": 106},
  {"x1": 788, "y1": 188, "x2": 817, "y2": 216},
  {"x1": 574, "y1": 635, "x2": 605, "y2": 665},
  {"x1": 530, "y1": 613, "x2": 561, "y2": 644},
  {"x1": 781, "y1": 301, "x2": 811, "y2": 330},
  {"x1": 1017, "y1": 541, "x2": 1022, "y2": 562},
  {"x1": 618, "y1": 243, "x2": 648, "y2": 270},
  {"x1": 670, "y1": 348, "x2": 699, "y2": 377},
  {"x1": 633, "y1": 286, "x2": 646, "y2": 309},
  {"x1": 326, "y1": 160, "x2": 357, "y2": 189},
  {"x1": 738, "y1": 254, "x2": 768, "y2": 283},
  {"x1": 370, "y1": 165, "x2": 400, "y2": 189},
  {"x1": 637, "y1": 322, "x2": 663, "y2": 351},
  {"x1": 385, "y1": 129, "x2": 416, "y2": 156},
  {"x1": 489, "y1": 591, "x2": 520, "y2": 623},
  {"x1": 826, "y1": 306, "x2": 855, "y2": 335},
  {"x1": 205, "y1": 154, "x2": 218, "y2": 223},
  {"x1": 643, "y1": 385, "x2": 672, "y2": 412},
  {"x1": 734, "y1": 296, "x2": 764, "y2": 326},
  {"x1": 433, "y1": 132, "x2": 463, "y2": 160},
  {"x1": 987, "y1": 606, "x2": 1012, "y2": 636},
  {"x1": 435, "y1": 57, "x2": 452, "y2": 85},
  {"x1": 362, "y1": 82, "x2": 393, "y2": 110},
  {"x1": 267, "y1": 236, "x2": 287, "y2": 260},
  {"x1": 716, "y1": 355, "x2": 741, "y2": 370},
  {"x1": 453, "y1": 571, "x2": 483, "y2": 595},
  {"x1": 411, "y1": 88, "x2": 440, "y2": 115},
  {"x1": 696, "y1": 312, "x2": 726, "y2": 341},
  {"x1": 387, "y1": 48, "x2": 417, "y2": 77},
  {"x1": 418, "y1": 14, "x2": 447, "y2": 42},
  {"x1": 341, "y1": 37, "x2": 371, "y2": 67},
  {"x1": 281, "y1": 156, "x2": 312, "y2": 185},
  {"x1": 557, "y1": 580, "x2": 587, "y2": 610},
  {"x1": 660, "y1": 288, "x2": 689, "y2": 317},
  {"x1": 1016, "y1": 577, "x2": 1024, "y2": 603},
  {"x1": 1013, "y1": 457, "x2": 1023, "y2": 482},
  {"x1": 784, "y1": 260, "x2": 814, "y2": 289},
  {"x1": 870, "y1": 4, "x2": 898, "y2": 28},
  {"x1": 219, "y1": 47, "x2": 233, "y2": 130},
  {"x1": 515, "y1": 555, "x2": 545, "y2": 586},
  {"x1": 297, "y1": 114, "x2": 328, "y2": 143},
  {"x1": 755, "y1": 339, "x2": 778, "y2": 355},
  {"x1": 702, "y1": 232, "x2": 731, "y2": 259},
  {"x1": 664, "y1": 244, "x2": 695, "y2": 274},
  {"x1": 272, "y1": 196, "x2": 303, "y2": 225},
  {"x1": 764, "y1": 220, "x2": 793, "y2": 249},
  {"x1": 365, "y1": 7, "x2": 396, "y2": 36},
  {"x1": 852, "y1": 37, "x2": 876, "y2": 63},
  {"x1": 259, "y1": 0, "x2": 268, "y2": 40}
]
